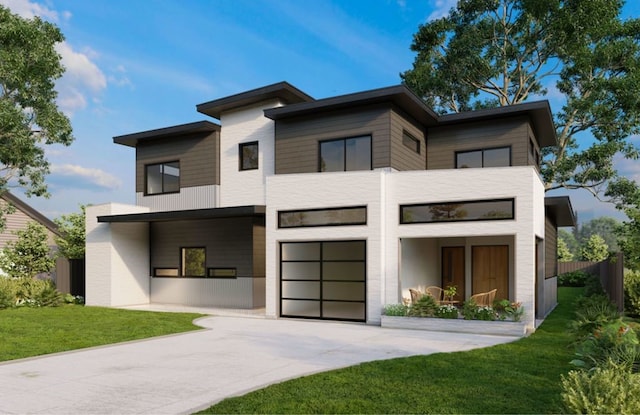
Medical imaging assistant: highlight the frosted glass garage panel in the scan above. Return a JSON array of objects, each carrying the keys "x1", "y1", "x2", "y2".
[
  {"x1": 281, "y1": 243, "x2": 320, "y2": 261},
  {"x1": 322, "y1": 262, "x2": 365, "y2": 281},
  {"x1": 323, "y1": 241, "x2": 365, "y2": 260},
  {"x1": 281, "y1": 262, "x2": 320, "y2": 280},
  {"x1": 282, "y1": 281, "x2": 320, "y2": 299},
  {"x1": 323, "y1": 302, "x2": 365, "y2": 320},
  {"x1": 323, "y1": 282, "x2": 365, "y2": 301},
  {"x1": 282, "y1": 300, "x2": 320, "y2": 317}
]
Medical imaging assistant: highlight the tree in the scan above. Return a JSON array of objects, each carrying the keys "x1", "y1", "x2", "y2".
[
  {"x1": 0, "y1": 6, "x2": 73, "y2": 199},
  {"x1": 557, "y1": 237, "x2": 574, "y2": 262},
  {"x1": 617, "y1": 208, "x2": 640, "y2": 271},
  {"x1": 580, "y1": 234, "x2": 609, "y2": 262},
  {"x1": 578, "y1": 216, "x2": 621, "y2": 252},
  {"x1": 401, "y1": 0, "x2": 640, "y2": 205},
  {"x1": 559, "y1": 228, "x2": 579, "y2": 259},
  {"x1": 54, "y1": 205, "x2": 85, "y2": 259},
  {"x1": 0, "y1": 222, "x2": 56, "y2": 279}
]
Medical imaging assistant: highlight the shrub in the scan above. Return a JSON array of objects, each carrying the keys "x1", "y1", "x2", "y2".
[
  {"x1": 16, "y1": 278, "x2": 63, "y2": 307},
  {"x1": 434, "y1": 304, "x2": 459, "y2": 319},
  {"x1": 0, "y1": 277, "x2": 17, "y2": 309},
  {"x1": 382, "y1": 303, "x2": 408, "y2": 316},
  {"x1": 569, "y1": 294, "x2": 620, "y2": 341},
  {"x1": 561, "y1": 360, "x2": 640, "y2": 414},
  {"x1": 493, "y1": 299, "x2": 525, "y2": 321},
  {"x1": 558, "y1": 271, "x2": 589, "y2": 287},
  {"x1": 624, "y1": 269, "x2": 640, "y2": 318},
  {"x1": 407, "y1": 294, "x2": 437, "y2": 317},
  {"x1": 583, "y1": 273, "x2": 606, "y2": 297},
  {"x1": 572, "y1": 321, "x2": 639, "y2": 371},
  {"x1": 461, "y1": 299, "x2": 496, "y2": 321}
]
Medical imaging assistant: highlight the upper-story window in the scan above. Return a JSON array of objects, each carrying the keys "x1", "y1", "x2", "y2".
[
  {"x1": 319, "y1": 135, "x2": 371, "y2": 172},
  {"x1": 146, "y1": 161, "x2": 180, "y2": 195},
  {"x1": 456, "y1": 146, "x2": 511, "y2": 168},
  {"x1": 402, "y1": 130, "x2": 420, "y2": 154},
  {"x1": 528, "y1": 138, "x2": 540, "y2": 168},
  {"x1": 239, "y1": 141, "x2": 259, "y2": 171}
]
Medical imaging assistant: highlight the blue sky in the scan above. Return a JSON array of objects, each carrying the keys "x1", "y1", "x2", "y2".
[{"x1": 1, "y1": 0, "x2": 639, "y2": 224}]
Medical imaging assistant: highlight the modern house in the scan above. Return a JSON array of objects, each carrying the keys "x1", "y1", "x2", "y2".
[{"x1": 86, "y1": 82, "x2": 575, "y2": 332}]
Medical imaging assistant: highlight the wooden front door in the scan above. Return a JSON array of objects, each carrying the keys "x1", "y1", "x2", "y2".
[
  {"x1": 472, "y1": 245, "x2": 509, "y2": 300},
  {"x1": 442, "y1": 247, "x2": 465, "y2": 302}
]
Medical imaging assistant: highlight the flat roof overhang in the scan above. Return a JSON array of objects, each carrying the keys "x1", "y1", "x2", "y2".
[
  {"x1": 98, "y1": 205, "x2": 265, "y2": 223},
  {"x1": 113, "y1": 120, "x2": 220, "y2": 148},
  {"x1": 545, "y1": 196, "x2": 577, "y2": 227}
]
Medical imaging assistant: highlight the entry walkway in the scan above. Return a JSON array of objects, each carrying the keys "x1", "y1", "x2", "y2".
[{"x1": 0, "y1": 316, "x2": 516, "y2": 414}]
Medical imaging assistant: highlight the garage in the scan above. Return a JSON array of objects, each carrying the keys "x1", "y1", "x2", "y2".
[{"x1": 280, "y1": 240, "x2": 366, "y2": 322}]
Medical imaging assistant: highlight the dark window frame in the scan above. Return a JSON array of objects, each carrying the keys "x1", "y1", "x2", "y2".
[
  {"x1": 400, "y1": 198, "x2": 515, "y2": 224},
  {"x1": 455, "y1": 146, "x2": 512, "y2": 168},
  {"x1": 145, "y1": 160, "x2": 180, "y2": 195},
  {"x1": 318, "y1": 135, "x2": 373, "y2": 172},
  {"x1": 278, "y1": 206, "x2": 367, "y2": 228},
  {"x1": 239, "y1": 141, "x2": 259, "y2": 171},
  {"x1": 402, "y1": 130, "x2": 420, "y2": 154},
  {"x1": 208, "y1": 268, "x2": 238, "y2": 279},
  {"x1": 153, "y1": 268, "x2": 179, "y2": 277},
  {"x1": 180, "y1": 246, "x2": 206, "y2": 277}
]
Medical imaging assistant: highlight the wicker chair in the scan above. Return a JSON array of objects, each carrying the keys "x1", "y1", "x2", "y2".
[
  {"x1": 425, "y1": 286, "x2": 445, "y2": 305},
  {"x1": 470, "y1": 289, "x2": 498, "y2": 307},
  {"x1": 409, "y1": 288, "x2": 424, "y2": 304}
]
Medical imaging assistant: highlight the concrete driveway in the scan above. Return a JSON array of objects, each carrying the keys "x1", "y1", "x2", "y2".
[{"x1": 0, "y1": 316, "x2": 515, "y2": 414}]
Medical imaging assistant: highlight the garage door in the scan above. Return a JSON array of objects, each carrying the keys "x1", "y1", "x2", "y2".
[{"x1": 280, "y1": 241, "x2": 366, "y2": 322}]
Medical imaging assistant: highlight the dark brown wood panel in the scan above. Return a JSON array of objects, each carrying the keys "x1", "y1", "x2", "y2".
[
  {"x1": 150, "y1": 217, "x2": 256, "y2": 277},
  {"x1": 441, "y1": 246, "x2": 465, "y2": 302},
  {"x1": 274, "y1": 105, "x2": 391, "y2": 174},
  {"x1": 545, "y1": 216, "x2": 558, "y2": 278},
  {"x1": 390, "y1": 108, "x2": 427, "y2": 171},
  {"x1": 427, "y1": 117, "x2": 531, "y2": 170},
  {"x1": 472, "y1": 245, "x2": 509, "y2": 300},
  {"x1": 135, "y1": 131, "x2": 219, "y2": 192}
]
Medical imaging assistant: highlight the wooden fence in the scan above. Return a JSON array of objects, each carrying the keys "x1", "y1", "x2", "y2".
[{"x1": 558, "y1": 252, "x2": 625, "y2": 312}]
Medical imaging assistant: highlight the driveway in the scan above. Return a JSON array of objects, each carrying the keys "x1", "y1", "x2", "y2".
[{"x1": 0, "y1": 316, "x2": 515, "y2": 414}]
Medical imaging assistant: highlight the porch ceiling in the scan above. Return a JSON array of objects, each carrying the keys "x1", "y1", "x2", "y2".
[{"x1": 97, "y1": 205, "x2": 266, "y2": 223}]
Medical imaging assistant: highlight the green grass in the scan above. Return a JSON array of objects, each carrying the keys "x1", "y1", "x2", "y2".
[
  {"x1": 0, "y1": 305, "x2": 204, "y2": 362},
  {"x1": 199, "y1": 287, "x2": 582, "y2": 414}
]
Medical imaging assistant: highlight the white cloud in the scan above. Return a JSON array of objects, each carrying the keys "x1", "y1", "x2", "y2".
[
  {"x1": 56, "y1": 42, "x2": 107, "y2": 93},
  {"x1": 0, "y1": 0, "x2": 66, "y2": 21},
  {"x1": 427, "y1": 0, "x2": 457, "y2": 21},
  {"x1": 50, "y1": 164, "x2": 121, "y2": 191}
]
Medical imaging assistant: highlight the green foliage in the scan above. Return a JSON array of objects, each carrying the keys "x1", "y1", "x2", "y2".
[
  {"x1": 572, "y1": 321, "x2": 639, "y2": 371},
  {"x1": 0, "y1": 277, "x2": 63, "y2": 307},
  {"x1": 54, "y1": 206, "x2": 86, "y2": 259},
  {"x1": 401, "y1": 0, "x2": 640, "y2": 203},
  {"x1": 559, "y1": 229, "x2": 579, "y2": 260},
  {"x1": 583, "y1": 273, "x2": 606, "y2": 298},
  {"x1": 407, "y1": 294, "x2": 437, "y2": 317},
  {"x1": 461, "y1": 299, "x2": 496, "y2": 321},
  {"x1": 558, "y1": 270, "x2": 589, "y2": 287},
  {"x1": 624, "y1": 269, "x2": 640, "y2": 318},
  {"x1": 557, "y1": 237, "x2": 574, "y2": 262},
  {"x1": 569, "y1": 294, "x2": 619, "y2": 341},
  {"x1": 618, "y1": 207, "x2": 640, "y2": 271},
  {"x1": 433, "y1": 304, "x2": 459, "y2": 319},
  {"x1": 580, "y1": 234, "x2": 610, "y2": 262},
  {"x1": 0, "y1": 277, "x2": 16, "y2": 308},
  {"x1": 0, "y1": 222, "x2": 55, "y2": 279},
  {"x1": 561, "y1": 360, "x2": 640, "y2": 415},
  {"x1": 381, "y1": 303, "x2": 408, "y2": 316},
  {"x1": 493, "y1": 299, "x2": 525, "y2": 322},
  {"x1": 578, "y1": 217, "x2": 621, "y2": 253},
  {"x1": 0, "y1": 6, "x2": 73, "y2": 199}
]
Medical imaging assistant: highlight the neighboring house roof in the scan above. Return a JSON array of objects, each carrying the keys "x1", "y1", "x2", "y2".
[
  {"x1": 264, "y1": 84, "x2": 440, "y2": 127},
  {"x1": 545, "y1": 196, "x2": 577, "y2": 227},
  {"x1": 114, "y1": 120, "x2": 220, "y2": 148},
  {"x1": 0, "y1": 191, "x2": 60, "y2": 237},
  {"x1": 437, "y1": 101, "x2": 557, "y2": 147},
  {"x1": 196, "y1": 81, "x2": 314, "y2": 119},
  {"x1": 98, "y1": 205, "x2": 266, "y2": 223}
]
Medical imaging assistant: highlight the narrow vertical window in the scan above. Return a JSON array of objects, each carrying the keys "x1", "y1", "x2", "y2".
[
  {"x1": 181, "y1": 247, "x2": 206, "y2": 277},
  {"x1": 239, "y1": 141, "x2": 259, "y2": 170}
]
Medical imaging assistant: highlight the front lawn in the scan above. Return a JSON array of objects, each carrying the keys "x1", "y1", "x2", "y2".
[
  {"x1": 199, "y1": 287, "x2": 581, "y2": 414},
  {"x1": 0, "y1": 305, "x2": 204, "y2": 362}
]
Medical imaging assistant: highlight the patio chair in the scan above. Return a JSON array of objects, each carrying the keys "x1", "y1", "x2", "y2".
[
  {"x1": 470, "y1": 289, "x2": 498, "y2": 307},
  {"x1": 425, "y1": 286, "x2": 445, "y2": 305},
  {"x1": 409, "y1": 288, "x2": 424, "y2": 304}
]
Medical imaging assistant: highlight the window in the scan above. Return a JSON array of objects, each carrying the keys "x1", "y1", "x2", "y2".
[
  {"x1": 239, "y1": 141, "x2": 259, "y2": 170},
  {"x1": 181, "y1": 247, "x2": 205, "y2": 277},
  {"x1": 279, "y1": 206, "x2": 367, "y2": 228},
  {"x1": 146, "y1": 161, "x2": 180, "y2": 195},
  {"x1": 319, "y1": 136, "x2": 371, "y2": 172},
  {"x1": 402, "y1": 131, "x2": 420, "y2": 154},
  {"x1": 456, "y1": 147, "x2": 511, "y2": 168},
  {"x1": 208, "y1": 268, "x2": 237, "y2": 278},
  {"x1": 529, "y1": 139, "x2": 540, "y2": 168},
  {"x1": 400, "y1": 198, "x2": 515, "y2": 224}
]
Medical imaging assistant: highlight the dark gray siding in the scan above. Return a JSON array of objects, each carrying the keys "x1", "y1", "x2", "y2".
[
  {"x1": 253, "y1": 218, "x2": 265, "y2": 277},
  {"x1": 274, "y1": 105, "x2": 391, "y2": 174},
  {"x1": 545, "y1": 216, "x2": 558, "y2": 278},
  {"x1": 135, "y1": 131, "x2": 219, "y2": 193},
  {"x1": 427, "y1": 117, "x2": 532, "y2": 170},
  {"x1": 390, "y1": 108, "x2": 426, "y2": 171},
  {"x1": 150, "y1": 217, "x2": 256, "y2": 277}
]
